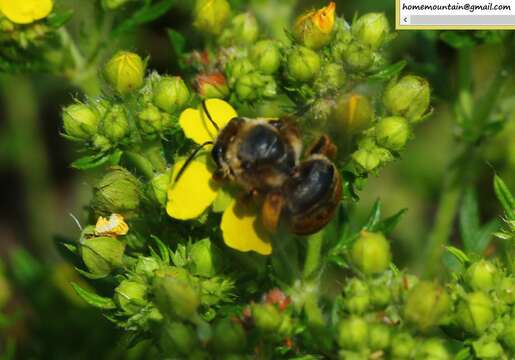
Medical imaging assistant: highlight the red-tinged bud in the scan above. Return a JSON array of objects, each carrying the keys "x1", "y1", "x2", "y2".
[{"x1": 196, "y1": 73, "x2": 229, "y2": 98}]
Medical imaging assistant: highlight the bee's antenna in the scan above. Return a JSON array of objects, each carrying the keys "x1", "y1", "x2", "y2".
[
  {"x1": 174, "y1": 141, "x2": 214, "y2": 182},
  {"x1": 201, "y1": 100, "x2": 220, "y2": 132}
]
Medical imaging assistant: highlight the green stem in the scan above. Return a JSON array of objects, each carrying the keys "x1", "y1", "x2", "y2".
[
  {"x1": 124, "y1": 151, "x2": 156, "y2": 180},
  {"x1": 303, "y1": 230, "x2": 324, "y2": 279}
]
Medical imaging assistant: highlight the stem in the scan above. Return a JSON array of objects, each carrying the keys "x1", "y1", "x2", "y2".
[
  {"x1": 58, "y1": 28, "x2": 86, "y2": 71},
  {"x1": 303, "y1": 230, "x2": 324, "y2": 279}
]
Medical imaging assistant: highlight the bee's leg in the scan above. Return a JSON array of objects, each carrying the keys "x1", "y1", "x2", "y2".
[
  {"x1": 306, "y1": 134, "x2": 337, "y2": 159},
  {"x1": 261, "y1": 190, "x2": 285, "y2": 233}
]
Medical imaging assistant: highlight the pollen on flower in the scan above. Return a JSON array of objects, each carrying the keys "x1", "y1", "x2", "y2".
[{"x1": 95, "y1": 213, "x2": 129, "y2": 237}]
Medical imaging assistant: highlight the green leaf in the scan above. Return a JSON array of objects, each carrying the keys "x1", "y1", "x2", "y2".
[
  {"x1": 47, "y1": 9, "x2": 74, "y2": 28},
  {"x1": 151, "y1": 235, "x2": 170, "y2": 264},
  {"x1": 494, "y1": 175, "x2": 514, "y2": 219},
  {"x1": 71, "y1": 150, "x2": 122, "y2": 170},
  {"x1": 74, "y1": 267, "x2": 108, "y2": 280},
  {"x1": 460, "y1": 187, "x2": 480, "y2": 252},
  {"x1": 473, "y1": 219, "x2": 499, "y2": 254},
  {"x1": 445, "y1": 246, "x2": 471, "y2": 265},
  {"x1": 111, "y1": 0, "x2": 175, "y2": 37},
  {"x1": 71, "y1": 282, "x2": 116, "y2": 309},
  {"x1": 368, "y1": 60, "x2": 407, "y2": 81},
  {"x1": 167, "y1": 28, "x2": 186, "y2": 56},
  {"x1": 363, "y1": 199, "x2": 381, "y2": 230},
  {"x1": 440, "y1": 32, "x2": 476, "y2": 48},
  {"x1": 372, "y1": 208, "x2": 407, "y2": 235}
]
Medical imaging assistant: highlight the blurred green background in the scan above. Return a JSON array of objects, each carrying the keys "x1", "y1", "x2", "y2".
[{"x1": 0, "y1": 0, "x2": 514, "y2": 358}]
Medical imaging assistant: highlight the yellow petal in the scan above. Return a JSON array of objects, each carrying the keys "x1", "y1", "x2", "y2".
[
  {"x1": 179, "y1": 99, "x2": 237, "y2": 144},
  {"x1": 166, "y1": 159, "x2": 218, "y2": 220},
  {"x1": 221, "y1": 201, "x2": 272, "y2": 255},
  {"x1": 95, "y1": 213, "x2": 129, "y2": 237},
  {"x1": 0, "y1": 0, "x2": 53, "y2": 24}
]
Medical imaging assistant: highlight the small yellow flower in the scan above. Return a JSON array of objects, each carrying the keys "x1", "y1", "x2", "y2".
[
  {"x1": 167, "y1": 99, "x2": 272, "y2": 255},
  {"x1": 0, "y1": 0, "x2": 53, "y2": 25},
  {"x1": 95, "y1": 213, "x2": 129, "y2": 237},
  {"x1": 294, "y1": 2, "x2": 336, "y2": 49}
]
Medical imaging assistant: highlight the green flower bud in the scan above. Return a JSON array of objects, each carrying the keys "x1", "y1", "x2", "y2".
[
  {"x1": 343, "y1": 42, "x2": 373, "y2": 71},
  {"x1": 501, "y1": 318, "x2": 515, "y2": 352},
  {"x1": 415, "y1": 338, "x2": 451, "y2": 360},
  {"x1": 368, "y1": 323, "x2": 390, "y2": 351},
  {"x1": 135, "y1": 256, "x2": 160, "y2": 278},
  {"x1": 105, "y1": 51, "x2": 145, "y2": 95},
  {"x1": 369, "y1": 283, "x2": 391, "y2": 309},
  {"x1": 137, "y1": 104, "x2": 169, "y2": 136},
  {"x1": 153, "y1": 276, "x2": 200, "y2": 320},
  {"x1": 190, "y1": 238, "x2": 221, "y2": 277},
  {"x1": 351, "y1": 145, "x2": 393, "y2": 173},
  {"x1": 331, "y1": 27, "x2": 353, "y2": 62},
  {"x1": 315, "y1": 63, "x2": 346, "y2": 93},
  {"x1": 404, "y1": 281, "x2": 451, "y2": 332},
  {"x1": 193, "y1": 0, "x2": 231, "y2": 35},
  {"x1": 499, "y1": 276, "x2": 514, "y2": 305},
  {"x1": 352, "y1": 13, "x2": 390, "y2": 50},
  {"x1": 226, "y1": 58, "x2": 255, "y2": 85},
  {"x1": 249, "y1": 40, "x2": 282, "y2": 75},
  {"x1": 220, "y1": 12, "x2": 259, "y2": 46},
  {"x1": 114, "y1": 280, "x2": 147, "y2": 314},
  {"x1": 472, "y1": 337, "x2": 505, "y2": 360},
  {"x1": 337, "y1": 316, "x2": 368, "y2": 350},
  {"x1": 81, "y1": 236, "x2": 126, "y2": 277},
  {"x1": 375, "y1": 116, "x2": 410, "y2": 151},
  {"x1": 465, "y1": 260, "x2": 497, "y2": 291},
  {"x1": 92, "y1": 167, "x2": 142, "y2": 217},
  {"x1": 344, "y1": 279, "x2": 370, "y2": 314},
  {"x1": 383, "y1": 75, "x2": 430, "y2": 122},
  {"x1": 287, "y1": 46, "x2": 321, "y2": 82},
  {"x1": 62, "y1": 103, "x2": 99, "y2": 140},
  {"x1": 391, "y1": 333, "x2": 416, "y2": 359},
  {"x1": 456, "y1": 291, "x2": 495, "y2": 335},
  {"x1": 252, "y1": 303, "x2": 282, "y2": 332},
  {"x1": 196, "y1": 73, "x2": 229, "y2": 99},
  {"x1": 92, "y1": 134, "x2": 112, "y2": 151},
  {"x1": 212, "y1": 318, "x2": 246, "y2": 353},
  {"x1": 293, "y1": 2, "x2": 336, "y2": 49},
  {"x1": 160, "y1": 321, "x2": 197, "y2": 355},
  {"x1": 101, "y1": 0, "x2": 130, "y2": 10},
  {"x1": 99, "y1": 105, "x2": 129, "y2": 142},
  {"x1": 350, "y1": 231, "x2": 391, "y2": 274},
  {"x1": 331, "y1": 94, "x2": 374, "y2": 136},
  {"x1": 235, "y1": 72, "x2": 277, "y2": 101},
  {"x1": 153, "y1": 76, "x2": 190, "y2": 114},
  {"x1": 151, "y1": 170, "x2": 171, "y2": 207}
]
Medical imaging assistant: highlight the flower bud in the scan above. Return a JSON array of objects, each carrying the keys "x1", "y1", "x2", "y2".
[
  {"x1": 472, "y1": 337, "x2": 505, "y2": 359},
  {"x1": 105, "y1": 51, "x2": 145, "y2": 95},
  {"x1": 81, "y1": 236, "x2": 126, "y2": 277},
  {"x1": 249, "y1": 40, "x2": 282, "y2": 75},
  {"x1": 369, "y1": 283, "x2": 391, "y2": 309},
  {"x1": 368, "y1": 323, "x2": 390, "y2": 351},
  {"x1": 135, "y1": 256, "x2": 160, "y2": 278},
  {"x1": 331, "y1": 27, "x2": 353, "y2": 62},
  {"x1": 193, "y1": 0, "x2": 231, "y2": 36},
  {"x1": 101, "y1": 0, "x2": 130, "y2": 10},
  {"x1": 196, "y1": 73, "x2": 229, "y2": 99},
  {"x1": 62, "y1": 103, "x2": 99, "y2": 140},
  {"x1": 415, "y1": 339, "x2": 451, "y2": 360},
  {"x1": 501, "y1": 319, "x2": 515, "y2": 352},
  {"x1": 160, "y1": 321, "x2": 197, "y2": 355},
  {"x1": 287, "y1": 46, "x2": 321, "y2": 82},
  {"x1": 499, "y1": 276, "x2": 514, "y2": 305},
  {"x1": 153, "y1": 276, "x2": 200, "y2": 319},
  {"x1": 351, "y1": 145, "x2": 392, "y2": 173},
  {"x1": 404, "y1": 281, "x2": 451, "y2": 332},
  {"x1": 383, "y1": 75, "x2": 430, "y2": 123},
  {"x1": 456, "y1": 291, "x2": 494, "y2": 335},
  {"x1": 114, "y1": 280, "x2": 147, "y2": 314},
  {"x1": 331, "y1": 94, "x2": 374, "y2": 136},
  {"x1": 352, "y1": 13, "x2": 390, "y2": 50},
  {"x1": 344, "y1": 279, "x2": 370, "y2": 314},
  {"x1": 99, "y1": 105, "x2": 129, "y2": 142},
  {"x1": 153, "y1": 76, "x2": 190, "y2": 114},
  {"x1": 391, "y1": 333, "x2": 416, "y2": 359},
  {"x1": 337, "y1": 316, "x2": 368, "y2": 350},
  {"x1": 92, "y1": 134, "x2": 112, "y2": 151},
  {"x1": 293, "y1": 2, "x2": 336, "y2": 49},
  {"x1": 92, "y1": 167, "x2": 142, "y2": 217},
  {"x1": 220, "y1": 12, "x2": 259, "y2": 46},
  {"x1": 137, "y1": 104, "x2": 170, "y2": 136},
  {"x1": 190, "y1": 238, "x2": 221, "y2": 277},
  {"x1": 465, "y1": 260, "x2": 497, "y2": 291},
  {"x1": 375, "y1": 116, "x2": 410, "y2": 151},
  {"x1": 212, "y1": 318, "x2": 246, "y2": 353},
  {"x1": 315, "y1": 63, "x2": 346, "y2": 93},
  {"x1": 151, "y1": 170, "x2": 171, "y2": 207},
  {"x1": 350, "y1": 231, "x2": 391, "y2": 274},
  {"x1": 252, "y1": 303, "x2": 282, "y2": 332},
  {"x1": 235, "y1": 72, "x2": 277, "y2": 101},
  {"x1": 226, "y1": 58, "x2": 255, "y2": 85},
  {"x1": 343, "y1": 42, "x2": 373, "y2": 71}
]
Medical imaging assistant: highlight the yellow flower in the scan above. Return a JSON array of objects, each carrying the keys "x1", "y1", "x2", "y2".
[
  {"x1": 293, "y1": 2, "x2": 336, "y2": 49},
  {"x1": 0, "y1": 0, "x2": 53, "y2": 24},
  {"x1": 95, "y1": 213, "x2": 129, "y2": 237},
  {"x1": 167, "y1": 99, "x2": 272, "y2": 255}
]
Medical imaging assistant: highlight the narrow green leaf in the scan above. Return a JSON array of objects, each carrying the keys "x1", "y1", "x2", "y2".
[
  {"x1": 75, "y1": 267, "x2": 108, "y2": 280},
  {"x1": 71, "y1": 152, "x2": 112, "y2": 170},
  {"x1": 472, "y1": 219, "x2": 499, "y2": 254},
  {"x1": 62, "y1": 243, "x2": 78, "y2": 254},
  {"x1": 151, "y1": 235, "x2": 170, "y2": 264},
  {"x1": 460, "y1": 187, "x2": 480, "y2": 252},
  {"x1": 445, "y1": 246, "x2": 471, "y2": 265},
  {"x1": 494, "y1": 175, "x2": 514, "y2": 219},
  {"x1": 363, "y1": 199, "x2": 382, "y2": 230},
  {"x1": 373, "y1": 208, "x2": 407, "y2": 234},
  {"x1": 71, "y1": 282, "x2": 116, "y2": 309},
  {"x1": 47, "y1": 10, "x2": 74, "y2": 28},
  {"x1": 167, "y1": 28, "x2": 186, "y2": 56},
  {"x1": 368, "y1": 60, "x2": 407, "y2": 81},
  {"x1": 112, "y1": 0, "x2": 175, "y2": 37}
]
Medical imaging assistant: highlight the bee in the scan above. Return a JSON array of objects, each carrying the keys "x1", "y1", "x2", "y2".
[{"x1": 177, "y1": 101, "x2": 342, "y2": 235}]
